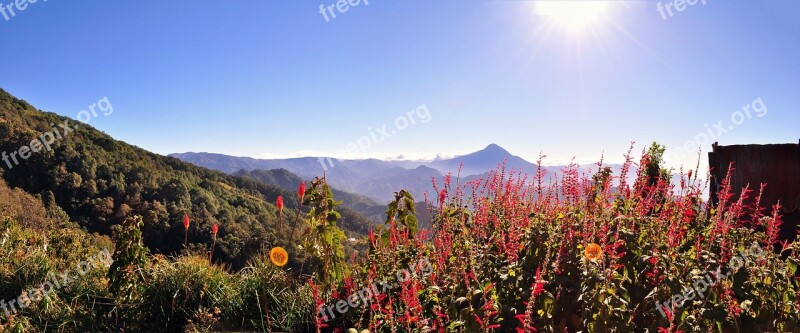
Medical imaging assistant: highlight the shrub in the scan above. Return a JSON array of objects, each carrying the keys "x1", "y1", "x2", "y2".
[{"x1": 0, "y1": 178, "x2": 111, "y2": 332}]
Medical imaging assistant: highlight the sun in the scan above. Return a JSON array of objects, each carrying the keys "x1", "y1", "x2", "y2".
[{"x1": 533, "y1": 1, "x2": 612, "y2": 31}]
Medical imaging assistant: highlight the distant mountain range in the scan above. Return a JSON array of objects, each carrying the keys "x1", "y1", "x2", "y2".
[{"x1": 170, "y1": 144, "x2": 622, "y2": 203}]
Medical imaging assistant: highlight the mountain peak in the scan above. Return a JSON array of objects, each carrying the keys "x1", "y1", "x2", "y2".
[
  {"x1": 455, "y1": 144, "x2": 515, "y2": 164},
  {"x1": 421, "y1": 143, "x2": 536, "y2": 176},
  {"x1": 481, "y1": 144, "x2": 510, "y2": 155}
]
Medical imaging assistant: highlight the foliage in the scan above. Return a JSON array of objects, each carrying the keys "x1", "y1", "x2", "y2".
[
  {"x1": 384, "y1": 190, "x2": 419, "y2": 238},
  {"x1": 1, "y1": 142, "x2": 799, "y2": 332},
  {"x1": 0, "y1": 179, "x2": 112, "y2": 332},
  {"x1": 300, "y1": 177, "x2": 348, "y2": 290},
  {"x1": 2, "y1": 87, "x2": 799, "y2": 332},
  {"x1": 642, "y1": 141, "x2": 670, "y2": 188},
  {"x1": 108, "y1": 215, "x2": 148, "y2": 303},
  {"x1": 324, "y1": 146, "x2": 800, "y2": 333}
]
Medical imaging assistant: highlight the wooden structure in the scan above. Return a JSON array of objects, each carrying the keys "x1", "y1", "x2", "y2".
[{"x1": 708, "y1": 141, "x2": 800, "y2": 240}]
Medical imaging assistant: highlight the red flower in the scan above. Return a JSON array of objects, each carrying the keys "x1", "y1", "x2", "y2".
[
  {"x1": 662, "y1": 305, "x2": 673, "y2": 321},
  {"x1": 532, "y1": 266, "x2": 545, "y2": 296},
  {"x1": 298, "y1": 181, "x2": 306, "y2": 202},
  {"x1": 276, "y1": 196, "x2": 284, "y2": 214},
  {"x1": 183, "y1": 214, "x2": 190, "y2": 230},
  {"x1": 212, "y1": 224, "x2": 219, "y2": 236}
]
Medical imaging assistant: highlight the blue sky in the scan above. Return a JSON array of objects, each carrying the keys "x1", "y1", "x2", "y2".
[{"x1": 1, "y1": 0, "x2": 798, "y2": 170}]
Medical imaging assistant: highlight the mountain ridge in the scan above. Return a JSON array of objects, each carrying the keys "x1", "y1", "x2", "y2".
[{"x1": 170, "y1": 144, "x2": 597, "y2": 202}]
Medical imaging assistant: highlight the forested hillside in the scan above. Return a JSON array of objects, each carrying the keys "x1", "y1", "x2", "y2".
[
  {"x1": 0, "y1": 89, "x2": 370, "y2": 267},
  {"x1": 233, "y1": 168, "x2": 388, "y2": 222}
]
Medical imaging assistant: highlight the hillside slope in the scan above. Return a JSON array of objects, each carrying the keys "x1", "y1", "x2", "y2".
[
  {"x1": 0, "y1": 88, "x2": 370, "y2": 267},
  {"x1": 233, "y1": 168, "x2": 388, "y2": 223}
]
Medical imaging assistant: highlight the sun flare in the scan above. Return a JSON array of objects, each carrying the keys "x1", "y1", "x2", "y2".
[{"x1": 534, "y1": 1, "x2": 612, "y2": 31}]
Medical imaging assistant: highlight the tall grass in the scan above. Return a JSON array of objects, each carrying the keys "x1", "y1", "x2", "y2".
[
  {"x1": 239, "y1": 252, "x2": 314, "y2": 332},
  {"x1": 140, "y1": 254, "x2": 240, "y2": 332}
]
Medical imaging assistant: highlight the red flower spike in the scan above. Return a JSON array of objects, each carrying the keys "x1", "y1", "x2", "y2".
[
  {"x1": 212, "y1": 224, "x2": 218, "y2": 236},
  {"x1": 276, "y1": 195, "x2": 284, "y2": 214},
  {"x1": 298, "y1": 181, "x2": 306, "y2": 202},
  {"x1": 183, "y1": 214, "x2": 190, "y2": 230}
]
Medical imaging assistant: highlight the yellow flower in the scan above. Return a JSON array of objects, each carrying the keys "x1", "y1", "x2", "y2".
[
  {"x1": 270, "y1": 247, "x2": 289, "y2": 267},
  {"x1": 584, "y1": 243, "x2": 603, "y2": 262}
]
